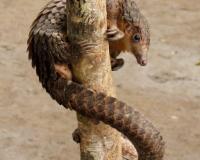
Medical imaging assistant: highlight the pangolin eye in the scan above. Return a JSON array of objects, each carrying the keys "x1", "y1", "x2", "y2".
[{"x1": 132, "y1": 34, "x2": 141, "y2": 43}]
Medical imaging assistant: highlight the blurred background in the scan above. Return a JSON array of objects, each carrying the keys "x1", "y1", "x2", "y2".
[{"x1": 0, "y1": 0, "x2": 200, "y2": 160}]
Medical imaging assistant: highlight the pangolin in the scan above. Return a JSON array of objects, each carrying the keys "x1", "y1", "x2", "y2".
[{"x1": 27, "y1": 0, "x2": 165, "y2": 160}]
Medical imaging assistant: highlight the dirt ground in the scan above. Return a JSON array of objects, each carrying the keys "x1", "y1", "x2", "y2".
[{"x1": 0, "y1": 0, "x2": 200, "y2": 160}]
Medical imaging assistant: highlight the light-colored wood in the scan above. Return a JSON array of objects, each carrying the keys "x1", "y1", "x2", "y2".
[{"x1": 66, "y1": 0, "x2": 122, "y2": 159}]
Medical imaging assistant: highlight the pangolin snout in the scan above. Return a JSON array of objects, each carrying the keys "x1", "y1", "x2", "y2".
[
  {"x1": 138, "y1": 58, "x2": 147, "y2": 66},
  {"x1": 135, "y1": 54, "x2": 147, "y2": 66}
]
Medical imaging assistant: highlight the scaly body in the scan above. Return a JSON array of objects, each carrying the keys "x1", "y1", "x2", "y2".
[{"x1": 27, "y1": 0, "x2": 164, "y2": 160}]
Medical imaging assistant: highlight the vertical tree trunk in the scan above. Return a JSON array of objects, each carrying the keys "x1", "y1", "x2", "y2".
[{"x1": 66, "y1": 0, "x2": 122, "y2": 159}]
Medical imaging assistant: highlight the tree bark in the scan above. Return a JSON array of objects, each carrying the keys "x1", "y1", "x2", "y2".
[{"x1": 66, "y1": 0, "x2": 122, "y2": 159}]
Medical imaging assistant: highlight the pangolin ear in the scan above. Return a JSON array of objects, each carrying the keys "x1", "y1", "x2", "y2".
[{"x1": 124, "y1": 23, "x2": 133, "y2": 35}]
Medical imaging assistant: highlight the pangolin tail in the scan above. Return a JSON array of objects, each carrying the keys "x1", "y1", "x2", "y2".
[{"x1": 47, "y1": 78, "x2": 165, "y2": 160}]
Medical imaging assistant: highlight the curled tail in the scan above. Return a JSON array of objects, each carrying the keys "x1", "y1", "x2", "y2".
[{"x1": 47, "y1": 78, "x2": 165, "y2": 160}]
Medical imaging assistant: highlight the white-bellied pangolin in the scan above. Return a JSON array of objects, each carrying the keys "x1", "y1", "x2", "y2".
[{"x1": 27, "y1": 0, "x2": 165, "y2": 160}]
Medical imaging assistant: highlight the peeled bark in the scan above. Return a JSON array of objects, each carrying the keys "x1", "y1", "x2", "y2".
[{"x1": 66, "y1": 0, "x2": 122, "y2": 159}]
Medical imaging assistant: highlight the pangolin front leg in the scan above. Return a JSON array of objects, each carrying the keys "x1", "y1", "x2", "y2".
[
  {"x1": 106, "y1": 0, "x2": 125, "y2": 41},
  {"x1": 111, "y1": 58, "x2": 124, "y2": 71}
]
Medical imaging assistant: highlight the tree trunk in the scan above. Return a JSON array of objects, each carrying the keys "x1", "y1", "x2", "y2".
[{"x1": 66, "y1": 0, "x2": 122, "y2": 159}]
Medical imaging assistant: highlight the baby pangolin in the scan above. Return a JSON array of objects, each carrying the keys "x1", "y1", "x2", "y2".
[{"x1": 28, "y1": 0, "x2": 165, "y2": 160}]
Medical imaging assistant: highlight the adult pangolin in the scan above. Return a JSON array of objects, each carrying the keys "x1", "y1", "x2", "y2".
[{"x1": 27, "y1": 0, "x2": 165, "y2": 160}]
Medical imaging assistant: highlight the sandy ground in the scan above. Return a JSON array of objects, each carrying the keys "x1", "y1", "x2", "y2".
[{"x1": 0, "y1": 0, "x2": 200, "y2": 160}]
